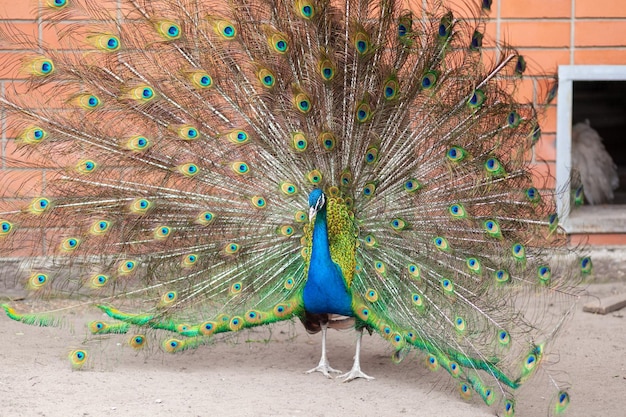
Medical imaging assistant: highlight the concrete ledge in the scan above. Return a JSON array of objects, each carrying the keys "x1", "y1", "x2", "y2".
[{"x1": 565, "y1": 205, "x2": 626, "y2": 233}]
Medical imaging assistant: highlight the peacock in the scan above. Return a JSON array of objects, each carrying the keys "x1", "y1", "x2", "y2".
[
  {"x1": 571, "y1": 120, "x2": 620, "y2": 205},
  {"x1": 0, "y1": 0, "x2": 590, "y2": 415}
]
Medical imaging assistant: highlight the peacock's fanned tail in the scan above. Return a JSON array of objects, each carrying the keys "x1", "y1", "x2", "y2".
[{"x1": 0, "y1": 0, "x2": 587, "y2": 414}]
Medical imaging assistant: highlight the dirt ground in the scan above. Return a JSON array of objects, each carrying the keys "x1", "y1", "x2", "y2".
[{"x1": 0, "y1": 282, "x2": 624, "y2": 417}]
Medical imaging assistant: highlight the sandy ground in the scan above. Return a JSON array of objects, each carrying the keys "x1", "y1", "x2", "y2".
[{"x1": 0, "y1": 282, "x2": 625, "y2": 417}]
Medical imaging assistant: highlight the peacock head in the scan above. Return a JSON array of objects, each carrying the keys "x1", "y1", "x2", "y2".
[{"x1": 308, "y1": 189, "x2": 326, "y2": 221}]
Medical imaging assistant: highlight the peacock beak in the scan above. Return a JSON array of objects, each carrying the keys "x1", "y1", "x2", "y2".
[{"x1": 309, "y1": 207, "x2": 317, "y2": 222}]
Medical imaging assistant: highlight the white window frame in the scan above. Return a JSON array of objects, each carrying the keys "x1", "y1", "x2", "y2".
[{"x1": 556, "y1": 65, "x2": 626, "y2": 232}]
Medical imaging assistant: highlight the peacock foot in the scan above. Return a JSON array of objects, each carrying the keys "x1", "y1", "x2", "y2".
[
  {"x1": 339, "y1": 366, "x2": 375, "y2": 382},
  {"x1": 305, "y1": 360, "x2": 342, "y2": 378}
]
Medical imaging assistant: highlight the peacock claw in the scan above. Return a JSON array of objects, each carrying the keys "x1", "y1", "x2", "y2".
[
  {"x1": 339, "y1": 367, "x2": 375, "y2": 382},
  {"x1": 305, "y1": 362, "x2": 342, "y2": 378}
]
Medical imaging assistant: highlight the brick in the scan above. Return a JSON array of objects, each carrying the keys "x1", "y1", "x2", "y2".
[
  {"x1": 41, "y1": 171, "x2": 72, "y2": 197},
  {"x1": 4, "y1": 139, "x2": 65, "y2": 168},
  {"x1": 0, "y1": 21, "x2": 39, "y2": 50},
  {"x1": 501, "y1": 21, "x2": 570, "y2": 48},
  {"x1": 4, "y1": 80, "x2": 70, "y2": 109},
  {"x1": 540, "y1": 105, "x2": 557, "y2": 133},
  {"x1": 529, "y1": 161, "x2": 556, "y2": 188},
  {"x1": 576, "y1": 0, "x2": 626, "y2": 18},
  {"x1": 533, "y1": 77, "x2": 556, "y2": 106},
  {"x1": 0, "y1": 227, "x2": 46, "y2": 257},
  {"x1": 506, "y1": 77, "x2": 541, "y2": 104},
  {"x1": 575, "y1": 20, "x2": 626, "y2": 47},
  {"x1": 0, "y1": 1, "x2": 39, "y2": 20},
  {"x1": 41, "y1": 24, "x2": 70, "y2": 50},
  {"x1": 420, "y1": 0, "x2": 483, "y2": 19},
  {"x1": 0, "y1": 169, "x2": 44, "y2": 197},
  {"x1": 484, "y1": 21, "x2": 498, "y2": 41},
  {"x1": 570, "y1": 233, "x2": 626, "y2": 245},
  {"x1": 0, "y1": 53, "x2": 32, "y2": 80},
  {"x1": 511, "y1": 76, "x2": 536, "y2": 103},
  {"x1": 2, "y1": 0, "x2": 122, "y2": 21},
  {"x1": 517, "y1": 48, "x2": 570, "y2": 76},
  {"x1": 7, "y1": 20, "x2": 39, "y2": 42},
  {"x1": 500, "y1": 0, "x2": 571, "y2": 19},
  {"x1": 0, "y1": 200, "x2": 10, "y2": 216},
  {"x1": 1, "y1": 112, "x2": 32, "y2": 139},
  {"x1": 534, "y1": 132, "x2": 556, "y2": 161},
  {"x1": 575, "y1": 48, "x2": 626, "y2": 65},
  {"x1": 53, "y1": 0, "x2": 118, "y2": 21}
]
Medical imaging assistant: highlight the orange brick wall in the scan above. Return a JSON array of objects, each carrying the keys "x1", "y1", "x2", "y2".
[
  {"x1": 486, "y1": 0, "x2": 626, "y2": 167},
  {"x1": 0, "y1": 1, "x2": 41, "y2": 206},
  {"x1": 486, "y1": 0, "x2": 626, "y2": 246},
  {"x1": 1, "y1": 0, "x2": 625, "y2": 246},
  {"x1": 0, "y1": 0, "x2": 122, "y2": 206}
]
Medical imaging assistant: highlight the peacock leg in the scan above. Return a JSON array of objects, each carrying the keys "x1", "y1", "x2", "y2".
[
  {"x1": 339, "y1": 328, "x2": 374, "y2": 382},
  {"x1": 305, "y1": 321, "x2": 342, "y2": 377}
]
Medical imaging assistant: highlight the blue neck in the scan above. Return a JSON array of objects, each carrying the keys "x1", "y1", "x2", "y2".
[
  {"x1": 311, "y1": 205, "x2": 333, "y2": 266},
  {"x1": 303, "y1": 204, "x2": 352, "y2": 316}
]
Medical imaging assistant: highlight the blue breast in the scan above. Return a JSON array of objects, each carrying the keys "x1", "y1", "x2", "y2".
[{"x1": 303, "y1": 204, "x2": 353, "y2": 316}]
